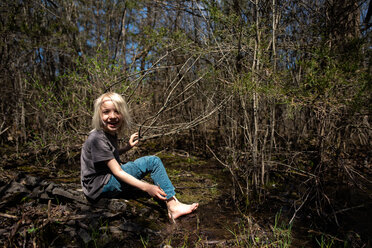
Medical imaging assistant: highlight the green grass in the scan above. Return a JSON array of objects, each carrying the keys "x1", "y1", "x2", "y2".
[{"x1": 226, "y1": 210, "x2": 293, "y2": 247}]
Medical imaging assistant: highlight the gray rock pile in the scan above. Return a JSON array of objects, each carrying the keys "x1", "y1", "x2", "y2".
[{"x1": 0, "y1": 173, "x2": 158, "y2": 247}]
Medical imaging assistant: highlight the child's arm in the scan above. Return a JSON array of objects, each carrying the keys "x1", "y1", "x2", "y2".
[
  {"x1": 118, "y1": 132, "x2": 139, "y2": 155},
  {"x1": 106, "y1": 158, "x2": 167, "y2": 200}
]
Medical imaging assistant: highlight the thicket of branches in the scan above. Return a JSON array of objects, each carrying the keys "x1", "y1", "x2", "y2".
[{"x1": 1, "y1": 0, "x2": 371, "y2": 227}]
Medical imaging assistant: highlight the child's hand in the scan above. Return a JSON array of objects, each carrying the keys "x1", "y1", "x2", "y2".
[
  {"x1": 129, "y1": 132, "x2": 139, "y2": 147},
  {"x1": 145, "y1": 184, "x2": 167, "y2": 201}
]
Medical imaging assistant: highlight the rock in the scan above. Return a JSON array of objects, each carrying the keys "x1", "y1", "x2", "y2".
[
  {"x1": 91, "y1": 198, "x2": 110, "y2": 208},
  {"x1": 39, "y1": 180, "x2": 50, "y2": 187},
  {"x1": 31, "y1": 186, "x2": 43, "y2": 198},
  {"x1": 0, "y1": 181, "x2": 30, "y2": 209},
  {"x1": 107, "y1": 226, "x2": 125, "y2": 238},
  {"x1": 3, "y1": 181, "x2": 30, "y2": 199},
  {"x1": 39, "y1": 192, "x2": 52, "y2": 200},
  {"x1": 77, "y1": 221, "x2": 89, "y2": 230},
  {"x1": 87, "y1": 218, "x2": 100, "y2": 230},
  {"x1": 108, "y1": 226, "x2": 124, "y2": 234},
  {"x1": 0, "y1": 184, "x2": 8, "y2": 197},
  {"x1": 52, "y1": 187, "x2": 87, "y2": 204},
  {"x1": 119, "y1": 221, "x2": 143, "y2": 232},
  {"x1": 139, "y1": 207, "x2": 150, "y2": 216},
  {"x1": 45, "y1": 183, "x2": 57, "y2": 193},
  {"x1": 64, "y1": 226, "x2": 77, "y2": 237},
  {"x1": 20, "y1": 175, "x2": 39, "y2": 188},
  {"x1": 0, "y1": 173, "x2": 159, "y2": 246},
  {"x1": 66, "y1": 220, "x2": 76, "y2": 226},
  {"x1": 107, "y1": 199, "x2": 127, "y2": 212},
  {"x1": 78, "y1": 228, "x2": 92, "y2": 244},
  {"x1": 79, "y1": 204, "x2": 91, "y2": 211},
  {"x1": 102, "y1": 212, "x2": 120, "y2": 218}
]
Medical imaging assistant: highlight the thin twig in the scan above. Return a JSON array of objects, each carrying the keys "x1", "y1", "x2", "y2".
[
  {"x1": 0, "y1": 213, "x2": 18, "y2": 219},
  {"x1": 206, "y1": 145, "x2": 245, "y2": 198},
  {"x1": 289, "y1": 189, "x2": 311, "y2": 224}
]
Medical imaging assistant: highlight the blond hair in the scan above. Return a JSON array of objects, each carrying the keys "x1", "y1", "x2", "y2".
[{"x1": 92, "y1": 92, "x2": 131, "y2": 135}]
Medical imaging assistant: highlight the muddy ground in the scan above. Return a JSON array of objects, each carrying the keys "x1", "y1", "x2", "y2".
[
  {"x1": 0, "y1": 146, "x2": 371, "y2": 247},
  {"x1": 0, "y1": 148, "x2": 249, "y2": 247}
]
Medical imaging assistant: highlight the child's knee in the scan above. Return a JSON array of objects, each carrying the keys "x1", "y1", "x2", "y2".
[
  {"x1": 149, "y1": 156, "x2": 163, "y2": 167},
  {"x1": 152, "y1": 155, "x2": 161, "y2": 162}
]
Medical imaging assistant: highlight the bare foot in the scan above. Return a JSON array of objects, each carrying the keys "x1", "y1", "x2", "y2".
[{"x1": 166, "y1": 197, "x2": 199, "y2": 221}]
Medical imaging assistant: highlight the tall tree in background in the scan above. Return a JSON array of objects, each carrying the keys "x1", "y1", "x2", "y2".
[{"x1": 0, "y1": 0, "x2": 370, "y2": 226}]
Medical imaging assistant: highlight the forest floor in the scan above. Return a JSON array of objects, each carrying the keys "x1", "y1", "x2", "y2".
[
  {"x1": 0, "y1": 148, "x2": 246, "y2": 247},
  {"x1": 0, "y1": 145, "x2": 371, "y2": 247}
]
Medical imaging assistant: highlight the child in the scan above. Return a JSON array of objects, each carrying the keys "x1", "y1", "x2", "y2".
[{"x1": 80, "y1": 92, "x2": 198, "y2": 222}]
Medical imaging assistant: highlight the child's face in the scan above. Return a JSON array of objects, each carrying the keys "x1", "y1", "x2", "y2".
[{"x1": 100, "y1": 97, "x2": 123, "y2": 135}]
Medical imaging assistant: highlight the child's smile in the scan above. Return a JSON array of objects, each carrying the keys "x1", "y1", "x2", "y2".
[{"x1": 100, "y1": 98, "x2": 123, "y2": 134}]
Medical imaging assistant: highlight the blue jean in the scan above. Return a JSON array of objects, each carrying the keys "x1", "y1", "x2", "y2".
[{"x1": 102, "y1": 156, "x2": 175, "y2": 200}]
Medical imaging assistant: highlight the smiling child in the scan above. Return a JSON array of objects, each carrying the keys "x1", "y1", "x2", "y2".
[{"x1": 80, "y1": 92, "x2": 198, "y2": 222}]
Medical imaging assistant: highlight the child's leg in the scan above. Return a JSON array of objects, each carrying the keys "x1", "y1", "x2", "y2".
[
  {"x1": 103, "y1": 155, "x2": 198, "y2": 220},
  {"x1": 121, "y1": 155, "x2": 176, "y2": 200},
  {"x1": 128, "y1": 156, "x2": 198, "y2": 221}
]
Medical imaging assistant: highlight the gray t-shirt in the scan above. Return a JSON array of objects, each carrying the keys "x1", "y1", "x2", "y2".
[{"x1": 80, "y1": 129, "x2": 121, "y2": 200}]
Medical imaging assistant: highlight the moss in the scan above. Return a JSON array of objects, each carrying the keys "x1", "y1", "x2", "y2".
[
  {"x1": 157, "y1": 151, "x2": 207, "y2": 168},
  {"x1": 18, "y1": 165, "x2": 49, "y2": 174}
]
